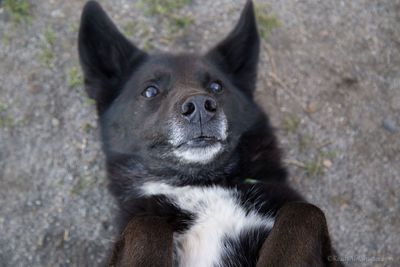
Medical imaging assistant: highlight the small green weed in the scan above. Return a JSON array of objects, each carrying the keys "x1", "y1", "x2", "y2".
[
  {"x1": 2, "y1": 0, "x2": 31, "y2": 24},
  {"x1": 171, "y1": 15, "x2": 193, "y2": 30},
  {"x1": 0, "y1": 103, "x2": 13, "y2": 128},
  {"x1": 43, "y1": 27, "x2": 56, "y2": 46},
  {"x1": 330, "y1": 195, "x2": 348, "y2": 206},
  {"x1": 2, "y1": 32, "x2": 11, "y2": 47},
  {"x1": 254, "y1": 4, "x2": 280, "y2": 39},
  {"x1": 141, "y1": 0, "x2": 191, "y2": 15},
  {"x1": 71, "y1": 176, "x2": 95, "y2": 195},
  {"x1": 0, "y1": 102, "x2": 7, "y2": 113},
  {"x1": 0, "y1": 116, "x2": 14, "y2": 128},
  {"x1": 122, "y1": 21, "x2": 137, "y2": 37},
  {"x1": 84, "y1": 97, "x2": 96, "y2": 107},
  {"x1": 137, "y1": 0, "x2": 192, "y2": 45},
  {"x1": 299, "y1": 134, "x2": 313, "y2": 152},
  {"x1": 281, "y1": 115, "x2": 300, "y2": 134},
  {"x1": 304, "y1": 156, "x2": 324, "y2": 177},
  {"x1": 303, "y1": 150, "x2": 337, "y2": 177},
  {"x1": 321, "y1": 150, "x2": 337, "y2": 160},
  {"x1": 67, "y1": 67, "x2": 83, "y2": 88},
  {"x1": 82, "y1": 123, "x2": 93, "y2": 134},
  {"x1": 39, "y1": 27, "x2": 56, "y2": 67},
  {"x1": 39, "y1": 47, "x2": 54, "y2": 67}
]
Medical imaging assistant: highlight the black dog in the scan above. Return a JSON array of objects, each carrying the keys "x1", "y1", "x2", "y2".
[{"x1": 78, "y1": 1, "x2": 342, "y2": 266}]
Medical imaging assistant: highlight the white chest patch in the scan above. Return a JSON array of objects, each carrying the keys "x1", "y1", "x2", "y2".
[{"x1": 140, "y1": 182, "x2": 274, "y2": 267}]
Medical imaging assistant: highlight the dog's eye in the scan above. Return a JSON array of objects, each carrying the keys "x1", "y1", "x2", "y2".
[
  {"x1": 209, "y1": 81, "x2": 223, "y2": 94},
  {"x1": 142, "y1": 86, "x2": 159, "y2": 98}
]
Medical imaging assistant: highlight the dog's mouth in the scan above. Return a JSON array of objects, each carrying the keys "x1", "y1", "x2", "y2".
[
  {"x1": 172, "y1": 136, "x2": 225, "y2": 164},
  {"x1": 177, "y1": 136, "x2": 221, "y2": 149}
]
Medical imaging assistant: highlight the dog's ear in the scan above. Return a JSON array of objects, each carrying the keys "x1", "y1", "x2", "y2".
[
  {"x1": 78, "y1": 1, "x2": 146, "y2": 113},
  {"x1": 206, "y1": 1, "x2": 260, "y2": 95}
]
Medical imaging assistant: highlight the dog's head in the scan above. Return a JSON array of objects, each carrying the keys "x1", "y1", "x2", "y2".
[{"x1": 79, "y1": 1, "x2": 266, "y2": 175}]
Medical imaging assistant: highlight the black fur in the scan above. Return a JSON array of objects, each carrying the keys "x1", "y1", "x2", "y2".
[
  {"x1": 236, "y1": 183, "x2": 303, "y2": 218},
  {"x1": 120, "y1": 195, "x2": 195, "y2": 233},
  {"x1": 78, "y1": 1, "x2": 336, "y2": 266},
  {"x1": 220, "y1": 227, "x2": 270, "y2": 267}
]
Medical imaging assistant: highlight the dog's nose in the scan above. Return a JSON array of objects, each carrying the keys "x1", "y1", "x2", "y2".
[{"x1": 181, "y1": 95, "x2": 217, "y2": 123}]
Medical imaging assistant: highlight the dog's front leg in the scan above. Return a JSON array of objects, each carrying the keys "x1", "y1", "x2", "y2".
[
  {"x1": 108, "y1": 216, "x2": 173, "y2": 267},
  {"x1": 256, "y1": 202, "x2": 342, "y2": 267}
]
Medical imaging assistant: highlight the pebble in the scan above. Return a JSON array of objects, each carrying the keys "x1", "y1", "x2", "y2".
[
  {"x1": 319, "y1": 30, "x2": 329, "y2": 37},
  {"x1": 383, "y1": 118, "x2": 397, "y2": 133},
  {"x1": 323, "y1": 159, "x2": 332, "y2": 168},
  {"x1": 37, "y1": 235, "x2": 44, "y2": 246},
  {"x1": 63, "y1": 229, "x2": 69, "y2": 241},
  {"x1": 52, "y1": 118, "x2": 60, "y2": 127},
  {"x1": 305, "y1": 101, "x2": 318, "y2": 113},
  {"x1": 51, "y1": 10, "x2": 65, "y2": 18}
]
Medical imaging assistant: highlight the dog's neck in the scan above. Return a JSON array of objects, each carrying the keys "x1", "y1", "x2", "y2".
[
  {"x1": 235, "y1": 127, "x2": 287, "y2": 184},
  {"x1": 105, "y1": 124, "x2": 287, "y2": 208}
]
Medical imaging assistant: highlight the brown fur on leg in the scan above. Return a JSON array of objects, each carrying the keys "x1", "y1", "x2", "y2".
[
  {"x1": 108, "y1": 216, "x2": 173, "y2": 267},
  {"x1": 256, "y1": 202, "x2": 342, "y2": 267}
]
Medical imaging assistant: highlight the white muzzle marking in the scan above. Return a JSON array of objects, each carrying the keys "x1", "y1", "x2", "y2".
[
  {"x1": 168, "y1": 113, "x2": 228, "y2": 164},
  {"x1": 173, "y1": 143, "x2": 223, "y2": 164}
]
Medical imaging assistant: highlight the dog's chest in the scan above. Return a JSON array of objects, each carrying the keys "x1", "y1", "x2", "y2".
[{"x1": 140, "y1": 182, "x2": 274, "y2": 267}]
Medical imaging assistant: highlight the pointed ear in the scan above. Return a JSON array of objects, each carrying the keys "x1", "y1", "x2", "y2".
[
  {"x1": 205, "y1": 1, "x2": 260, "y2": 95},
  {"x1": 78, "y1": 1, "x2": 146, "y2": 112}
]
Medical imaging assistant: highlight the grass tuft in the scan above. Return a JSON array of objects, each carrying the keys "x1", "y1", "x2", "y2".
[
  {"x1": 299, "y1": 134, "x2": 313, "y2": 152},
  {"x1": 2, "y1": 0, "x2": 32, "y2": 24},
  {"x1": 0, "y1": 116, "x2": 14, "y2": 128},
  {"x1": 171, "y1": 15, "x2": 193, "y2": 30},
  {"x1": 254, "y1": 4, "x2": 280, "y2": 39},
  {"x1": 67, "y1": 67, "x2": 83, "y2": 88},
  {"x1": 39, "y1": 27, "x2": 56, "y2": 68},
  {"x1": 39, "y1": 27, "x2": 56, "y2": 67},
  {"x1": 321, "y1": 150, "x2": 337, "y2": 160},
  {"x1": 136, "y1": 0, "x2": 192, "y2": 46},
  {"x1": 43, "y1": 27, "x2": 56, "y2": 46},
  {"x1": 122, "y1": 21, "x2": 137, "y2": 37},
  {"x1": 2, "y1": 32, "x2": 11, "y2": 47},
  {"x1": 304, "y1": 157, "x2": 324, "y2": 177},
  {"x1": 84, "y1": 98, "x2": 96, "y2": 107},
  {"x1": 0, "y1": 102, "x2": 13, "y2": 128},
  {"x1": 330, "y1": 195, "x2": 349, "y2": 206},
  {"x1": 39, "y1": 47, "x2": 53, "y2": 68},
  {"x1": 71, "y1": 176, "x2": 95, "y2": 195},
  {"x1": 282, "y1": 115, "x2": 300, "y2": 134},
  {"x1": 82, "y1": 123, "x2": 93, "y2": 134},
  {"x1": 303, "y1": 150, "x2": 337, "y2": 177},
  {"x1": 141, "y1": 0, "x2": 191, "y2": 15}
]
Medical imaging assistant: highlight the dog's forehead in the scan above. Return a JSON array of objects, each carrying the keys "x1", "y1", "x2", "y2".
[{"x1": 141, "y1": 54, "x2": 206, "y2": 82}]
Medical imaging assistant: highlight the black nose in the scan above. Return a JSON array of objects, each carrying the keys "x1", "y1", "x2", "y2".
[{"x1": 181, "y1": 95, "x2": 217, "y2": 123}]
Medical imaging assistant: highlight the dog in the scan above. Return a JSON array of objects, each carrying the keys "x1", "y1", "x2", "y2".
[{"x1": 78, "y1": 1, "x2": 343, "y2": 266}]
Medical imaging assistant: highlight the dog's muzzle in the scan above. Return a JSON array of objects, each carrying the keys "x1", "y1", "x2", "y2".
[{"x1": 169, "y1": 94, "x2": 228, "y2": 164}]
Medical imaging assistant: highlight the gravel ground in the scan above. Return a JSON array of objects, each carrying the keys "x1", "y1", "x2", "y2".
[{"x1": 0, "y1": 0, "x2": 399, "y2": 266}]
